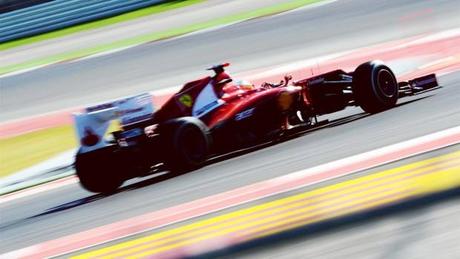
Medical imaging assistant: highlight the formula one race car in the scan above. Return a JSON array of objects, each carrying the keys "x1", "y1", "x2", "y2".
[{"x1": 74, "y1": 61, "x2": 439, "y2": 193}]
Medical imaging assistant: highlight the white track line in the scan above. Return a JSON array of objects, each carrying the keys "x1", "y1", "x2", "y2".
[
  {"x1": 418, "y1": 56, "x2": 456, "y2": 70},
  {"x1": 274, "y1": 0, "x2": 338, "y2": 16},
  {"x1": 387, "y1": 28, "x2": 460, "y2": 51},
  {"x1": 0, "y1": 63, "x2": 51, "y2": 79}
]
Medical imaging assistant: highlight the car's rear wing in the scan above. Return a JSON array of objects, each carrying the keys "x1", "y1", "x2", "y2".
[
  {"x1": 399, "y1": 73, "x2": 440, "y2": 97},
  {"x1": 74, "y1": 93, "x2": 154, "y2": 153}
]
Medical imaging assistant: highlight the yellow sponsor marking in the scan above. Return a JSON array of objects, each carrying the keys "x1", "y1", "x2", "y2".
[
  {"x1": 178, "y1": 94, "x2": 193, "y2": 108},
  {"x1": 73, "y1": 151, "x2": 460, "y2": 258}
]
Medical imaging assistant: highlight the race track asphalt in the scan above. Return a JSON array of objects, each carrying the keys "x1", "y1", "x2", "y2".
[
  {"x1": 1, "y1": 0, "x2": 460, "y2": 256},
  {"x1": 2, "y1": 0, "x2": 460, "y2": 121}
]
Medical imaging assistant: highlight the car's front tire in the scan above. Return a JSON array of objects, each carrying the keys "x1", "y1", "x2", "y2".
[{"x1": 352, "y1": 61, "x2": 399, "y2": 113}]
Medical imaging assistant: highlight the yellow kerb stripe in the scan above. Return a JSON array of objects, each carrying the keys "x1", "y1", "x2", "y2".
[{"x1": 73, "y1": 151, "x2": 460, "y2": 259}]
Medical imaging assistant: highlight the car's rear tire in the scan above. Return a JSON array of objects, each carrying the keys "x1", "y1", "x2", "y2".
[
  {"x1": 75, "y1": 146, "x2": 124, "y2": 194},
  {"x1": 160, "y1": 117, "x2": 211, "y2": 173},
  {"x1": 352, "y1": 61, "x2": 399, "y2": 113}
]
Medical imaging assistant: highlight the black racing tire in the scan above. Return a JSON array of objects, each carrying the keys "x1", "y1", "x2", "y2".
[
  {"x1": 160, "y1": 117, "x2": 211, "y2": 173},
  {"x1": 75, "y1": 146, "x2": 124, "y2": 194},
  {"x1": 352, "y1": 61, "x2": 399, "y2": 113}
]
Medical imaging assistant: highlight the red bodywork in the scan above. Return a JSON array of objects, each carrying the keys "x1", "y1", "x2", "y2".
[
  {"x1": 153, "y1": 75, "x2": 302, "y2": 131},
  {"x1": 74, "y1": 61, "x2": 441, "y2": 193}
]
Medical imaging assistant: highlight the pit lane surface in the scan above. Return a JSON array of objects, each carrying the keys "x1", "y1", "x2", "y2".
[{"x1": 1, "y1": 0, "x2": 460, "y2": 256}]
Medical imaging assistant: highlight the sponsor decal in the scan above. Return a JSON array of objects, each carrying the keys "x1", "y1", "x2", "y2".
[
  {"x1": 74, "y1": 108, "x2": 118, "y2": 153},
  {"x1": 195, "y1": 100, "x2": 219, "y2": 117},
  {"x1": 179, "y1": 94, "x2": 193, "y2": 108},
  {"x1": 85, "y1": 93, "x2": 154, "y2": 126},
  {"x1": 75, "y1": 93, "x2": 154, "y2": 152},
  {"x1": 235, "y1": 108, "x2": 255, "y2": 121},
  {"x1": 81, "y1": 127, "x2": 100, "y2": 147}
]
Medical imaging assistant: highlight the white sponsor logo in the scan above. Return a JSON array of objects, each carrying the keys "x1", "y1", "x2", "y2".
[
  {"x1": 235, "y1": 108, "x2": 255, "y2": 121},
  {"x1": 86, "y1": 93, "x2": 154, "y2": 126}
]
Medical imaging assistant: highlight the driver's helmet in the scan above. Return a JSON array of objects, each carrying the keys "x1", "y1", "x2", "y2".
[{"x1": 235, "y1": 79, "x2": 255, "y2": 91}]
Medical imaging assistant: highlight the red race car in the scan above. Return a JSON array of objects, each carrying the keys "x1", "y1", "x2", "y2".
[{"x1": 74, "y1": 61, "x2": 439, "y2": 193}]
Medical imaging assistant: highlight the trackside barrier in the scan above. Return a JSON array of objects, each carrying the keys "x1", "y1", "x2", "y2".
[
  {"x1": 0, "y1": 0, "x2": 52, "y2": 14},
  {"x1": 0, "y1": 0, "x2": 166, "y2": 42}
]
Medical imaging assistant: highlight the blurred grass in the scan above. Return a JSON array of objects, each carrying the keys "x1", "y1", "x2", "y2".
[
  {"x1": 0, "y1": 0, "x2": 323, "y2": 75},
  {"x1": 0, "y1": 0, "x2": 204, "y2": 51},
  {"x1": 0, "y1": 125, "x2": 76, "y2": 178},
  {"x1": 0, "y1": 120, "x2": 122, "y2": 178}
]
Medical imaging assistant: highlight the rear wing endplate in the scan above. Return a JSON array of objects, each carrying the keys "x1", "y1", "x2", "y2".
[{"x1": 74, "y1": 93, "x2": 154, "y2": 153}]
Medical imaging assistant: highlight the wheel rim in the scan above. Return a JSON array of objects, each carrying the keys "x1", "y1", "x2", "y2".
[{"x1": 377, "y1": 69, "x2": 397, "y2": 97}]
